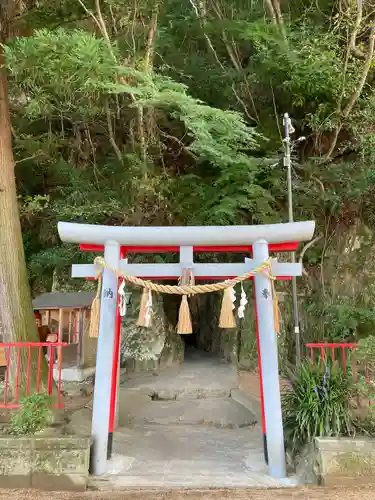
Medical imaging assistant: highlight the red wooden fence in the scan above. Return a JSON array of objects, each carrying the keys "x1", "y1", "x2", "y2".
[
  {"x1": 305, "y1": 342, "x2": 370, "y2": 383},
  {"x1": 305, "y1": 342, "x2": 358, "y2": 373},
  {"x1": 0, "y1": 342, "x2": 66, "y2": 408}
]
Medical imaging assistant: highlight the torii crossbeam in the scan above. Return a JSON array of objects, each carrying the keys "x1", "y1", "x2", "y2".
[{"x1": 58, "y1": 220, "x2": 315, "y2": 480}]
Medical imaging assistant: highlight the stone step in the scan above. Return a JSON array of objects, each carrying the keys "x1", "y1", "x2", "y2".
[
  {"x1": 230, "y1": 389, "x2": 262, "y2": 424},
  {"x1": 120, "y1": 356, "x2": 238, "y2": 402},
  {"x1": 89, "y1": 425, "x2": 298, "y2": 491},
  {"x1": 120, "y1": 385, "x2": 233, "y2": 401},
  {"x1": 118, "y1": 393, "x2": 257, "y2": 428}
]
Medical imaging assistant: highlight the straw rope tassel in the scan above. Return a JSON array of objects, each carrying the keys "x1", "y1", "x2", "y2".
[
  {"x1": 271, "y1": 281, "x2": 280, "y2": 334},
  {"x1": 89, "y1": 275, "x2": 102, "y2": 338},
  {"x1": 219, "y1": 286, "x2": 237, "y2": 329},
  {"x1": 177, "y1": 295, "x2": 193, "y2": 334},
  {"x1": 177, "y1": 269, "x2": 194, "y2": 334},
  {"x1": 137, "y1": 288, "x2": 150, "y2": 327}
]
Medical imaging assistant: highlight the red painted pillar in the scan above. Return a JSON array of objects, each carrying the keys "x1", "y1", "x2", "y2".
[{"x1": 107, "y1": 247, "x2": 126, "y2": 459}]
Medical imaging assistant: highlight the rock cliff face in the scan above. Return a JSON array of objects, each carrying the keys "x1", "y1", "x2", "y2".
[
  {"x1": 120, "y1": 288, "x2": 184, "y2": 373},
  {"x1": 119, "y1": 283, "x2": 262, "y2": 373},
  {"x1": 190, "y1": 292, "x2": 239, "y2": 363}
]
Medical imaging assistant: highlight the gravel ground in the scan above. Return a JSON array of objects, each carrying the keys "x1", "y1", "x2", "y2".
[{"x1": 0, "y1": 487, "x2": 374, "y2": 500}]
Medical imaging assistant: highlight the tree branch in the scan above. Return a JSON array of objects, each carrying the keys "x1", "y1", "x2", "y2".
[
  {"x1": 76, "y1": 0, "x2": 102, "y2": 33},
  {"x1": 271, "y1": 0, "x2": 287, "y2": 42},
  {"x1": 105, "y1": 100, "x2": 122, "y2": 162},
  {"x1": 159, "y1": 129, "x2": 198, "y2": 159},
  {"x1": 189, "y1": 0, "x2": 258, "y2": 122},
  {"x1": 77, "y1": 0, "x2": 150, "y2": 165},
  {"x1": 349, "y1": 0, "x2": 366, "y2": 60},
  {"x1": 326, "y1": 22, "x2": 375, "y2": 160},
  {"x1": 264, "y1": 0, "x2": 277, "y2": 24},
  {"x1": 263, "y1": 0, "x2": 287, "y2": 44},
  {"x1": 299, "y1": 233, "x2": 323, "y2": 266},
  {"x1": 144, "y1": 7, "x2": 158, "y2": 70}
]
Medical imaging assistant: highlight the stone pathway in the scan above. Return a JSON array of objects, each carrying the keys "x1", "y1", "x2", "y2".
[
  {"x1": 6, "y1": 486, "x2": 375, "y2": 499},
  {"x1": 120, "y1": 349, "x2": 238, "y2": 400},
  {"x1": 91, "y1": 424, "x2": 296, "y2": 490},
  {"x1": 89, "y1": 349, "x2": 298, "y2": 490},
  {"x1": 119, "y1": 396, "x2": 256, "y2": 427}
]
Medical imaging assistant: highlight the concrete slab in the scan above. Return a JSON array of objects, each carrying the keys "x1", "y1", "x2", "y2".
[
  {"x1": 119, "y1": 395, "x2": 257, "y2": 428},
  {"x1": 121, "y1": 351, "x2": 238, "y2": 400},
  {"x1": 231, "y1": 389, "x2": 262, "y2": 424},
  {"x1": 89, "y1": 425, "x2": 299, "y2": 490},
  {"x1": 91, "y1": 351, "x2": 297, "y2": 490}
]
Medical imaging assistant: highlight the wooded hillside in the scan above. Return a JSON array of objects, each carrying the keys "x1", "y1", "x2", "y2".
[{"x1": 2, "y1": 0, "x2": 375, "y2": 359}]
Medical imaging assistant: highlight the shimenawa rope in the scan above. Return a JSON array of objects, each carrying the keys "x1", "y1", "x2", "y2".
[
  {"x1": 89, "y1": 256, "x2": 279, "y2": 336},
  {"x1": 93, "y1": 256, "x2": 275, "y2": 294}
]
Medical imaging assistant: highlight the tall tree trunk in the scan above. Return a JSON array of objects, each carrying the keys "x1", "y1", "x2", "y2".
[
  {"x1": 0, "y1": 68, "x2": 38, "y2": 344},
  {"x1": 0, "y1": 68, "x2": 50, "y2": 396}
]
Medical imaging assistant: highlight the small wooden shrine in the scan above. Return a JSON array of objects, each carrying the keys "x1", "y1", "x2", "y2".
[{"x1": 32, "y1": 291, "x2": 97, "y2": 381}]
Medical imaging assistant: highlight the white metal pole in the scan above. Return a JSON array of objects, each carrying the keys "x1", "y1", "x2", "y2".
[
  {"x1": 283, "y1": 112, "x2": 301, "y2": 365},
  {"x1": 91, "y1": 240, "x2": 120, "y2": 476},
  {"x1": 253, "y1": 239, "x2": 286, "y2": 479}
]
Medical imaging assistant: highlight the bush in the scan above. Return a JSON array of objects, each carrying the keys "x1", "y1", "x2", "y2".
[
  {"x1": 8, "y1": 393, "x2": 53, "y2": 436},
  {"x1": 282, "y1": 360, "x2": 354, "y2": 453},
  {"x1": 355, "y1": 336, "x2": 375, "y2": 371}
]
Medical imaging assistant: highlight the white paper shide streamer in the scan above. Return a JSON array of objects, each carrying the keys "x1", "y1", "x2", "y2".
[
  {"x1": 118, "y1": 279, "x2": 127, "y2": 317},
  {"x1": 237, "y1": 283, "x2": 248, "y2": 319},
  {"x1": 144, "y1": 290, "x2": 153, "y2": 327}
]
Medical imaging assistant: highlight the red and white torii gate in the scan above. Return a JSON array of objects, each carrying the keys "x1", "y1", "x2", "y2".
[{"x1": 58, "y1": 220, "x2": 315, "y2": 479}]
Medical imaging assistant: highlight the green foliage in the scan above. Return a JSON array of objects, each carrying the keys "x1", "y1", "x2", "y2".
[
  {"x1": 305, "y1": 301, "x2": 375, "y2": 342},
  {"x1": 243, "y1": 23, "x2": 349, "y2": 111},
  {"x1": 355, "y1": 336, "x2": 375, "y2": 371},
  {"x1": 4, "y1": 0, "x2": 375, "y2": 366},
  {"x1": 6, "y1": 26, "x2": 273, "y2": 238},
  {"x1": 4, "y1": 28, "x2": 138, "y2": 119},
  {"x1": 8, "y1": 393, "x2": 53, "y2": 436},
  {"x1": 282, "y1": 361, "x2": 354, "y2": 453}
]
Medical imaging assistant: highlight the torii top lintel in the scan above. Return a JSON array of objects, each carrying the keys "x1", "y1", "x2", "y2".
[{"x1": 58, "y1": 221, "x2": 315, "y2": 247}]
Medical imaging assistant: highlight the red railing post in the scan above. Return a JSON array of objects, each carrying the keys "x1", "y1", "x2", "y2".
[
  {"x1": 26, "y1": 346, "x2": 32, "y2": 397},
  {"x1": 15, "y1": 347, "x2": 21, "y2": 404},
  {"x1": 0, "y1": 342, "x2": 67, "y2": 409},
  {"x1": 320, "y1": 346, "x2": 325, "y2": 360},
  {"x1": 306, "y1": 342, "x2": 362, "y2": 378},
  {"x1": 342, "y1": 347, "x2": 347, "y2": 373},
  {"x1": 47, "y1": 346, "x2": 54, "y2": 395},
  {"x1": 37, "y1": 346, "x2": 42, "y2": 392},
  {"x1": 3, "y1": 347, "x2": 10, "y2": 407}
]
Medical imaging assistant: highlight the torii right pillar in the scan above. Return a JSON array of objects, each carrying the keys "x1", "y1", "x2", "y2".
[{"x1": 253, "y1": 239, "x2": 287, "y2": 479}]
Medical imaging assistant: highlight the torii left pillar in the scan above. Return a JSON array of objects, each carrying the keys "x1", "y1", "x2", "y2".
[{"x1": 91, "y1": 240, "x2": 120, "y2": 476}]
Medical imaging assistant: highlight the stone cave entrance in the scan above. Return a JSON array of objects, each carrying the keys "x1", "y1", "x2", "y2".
[{"x1": 180, "y1": 293, "x2": 237, "y2": 364}]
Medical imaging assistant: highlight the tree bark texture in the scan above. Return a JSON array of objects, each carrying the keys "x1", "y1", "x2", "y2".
[
  {"x1": 0, "y1": 68, "x2": 38, "y2": 345},
  {"x1": 0, "y1": 68, "x2": 49, "y2": 393}
]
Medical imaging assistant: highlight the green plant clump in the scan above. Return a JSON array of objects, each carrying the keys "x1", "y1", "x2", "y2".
[
  {"x1": 282, "y1": 360, "x2": 354, "y2": 453},
  {"x1": 355, "y1": 336, "x2": 375, "y2": 371},
  {"x1": 8, "y1": 393, "x2": 53, "y2": 436}
]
